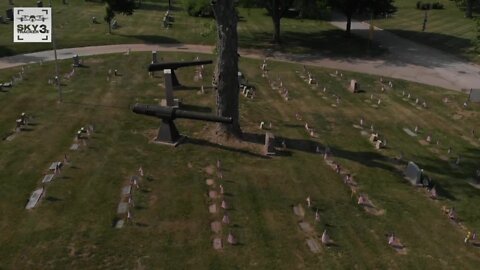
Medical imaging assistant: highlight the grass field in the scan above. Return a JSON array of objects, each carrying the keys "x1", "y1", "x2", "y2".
[
  {"x1": 0, "y1": 0, "x2": 383, "y2": 57},
  {"x1": 372, "y1": 0, "x2": 479, "y2": 61},
  {"x1": 0, "y1": 52, "x2": 479, "y2": 269}
]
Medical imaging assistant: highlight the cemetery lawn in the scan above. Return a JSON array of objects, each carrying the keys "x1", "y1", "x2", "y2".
[
  {"x1": 0, "y1": 52, "x2": 479, "y2": 269},
  {"x1": 371, "y1": 0, "x2": 479, "y2": 62},
  {"x1": 0, "y1": 0, "x2": 384, "y2": 58}
]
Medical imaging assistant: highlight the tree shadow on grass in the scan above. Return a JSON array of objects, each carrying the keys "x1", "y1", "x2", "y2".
[
  {"x1": 239, "y1": 29, "x2": 388, "y2": 58},
  {"x1": 118, "y1": 34, "x2": 181, "y2": 45},
  {"x1": 387, "y1": 29, "x2": 473, "y2": 61},
  {"x1": 242, "y1": 132, "x2": 396, "y2": 172}
]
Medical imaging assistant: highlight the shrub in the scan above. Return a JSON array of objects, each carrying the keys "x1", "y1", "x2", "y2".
[{"x1": 182, "y1": 0, "x2": 213, "y2": 17}]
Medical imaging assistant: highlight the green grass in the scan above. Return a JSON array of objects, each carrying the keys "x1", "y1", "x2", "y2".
[
  {"x1": 0, "y1": 0, "x2": 384, "y2": 57},
  {"x1": 0, "y1": 52, "x2": 479, "y2": 269},
  {"x1": 371, "y1": 0, "x2": 479, "y2": 61}
]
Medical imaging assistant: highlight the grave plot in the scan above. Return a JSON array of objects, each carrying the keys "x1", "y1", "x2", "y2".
[
  {"x1": 205, "y1": 160, "x2": 238, "y2": 250},
  {"x1": 114, "y1": 168, "x2": 145, "y2": 229}
]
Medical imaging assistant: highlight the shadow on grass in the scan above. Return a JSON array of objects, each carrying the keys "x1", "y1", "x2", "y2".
[
  {"x1": 185, "y1": 137, "x2": 268, "y2": 159},
  {"x1": 239, "y1": 29, "x2": 387, "y2": 58},
  {"x1": 387, "y1": 29, "x2": 473, "y2": 61},
  {"x1": 180, "y1": 103, "x2": 212, "y2": 113},
  {"x1": 119, "y1": 34, "x2": 181, "y2": 45},
  {"x1": 242, "y1": 132, "x2": 396, "y2": 172}
]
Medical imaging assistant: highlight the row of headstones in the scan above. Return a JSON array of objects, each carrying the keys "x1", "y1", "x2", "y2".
[
  {"x1": 297, "y1": 65, "x2": 319, "y2": 87},
  {"x1": 401, "y1": 91, "x2": 428, "y2": 109},
  {"x1": 208, "y1": 160, "x2": 237, "y2": 250},
  {"x1": 114, "y1": 167, "x2": 144, "y2": 229},
  {"x1": 261, "y1": 60, "x2": 290, "y2": 101},
  {"x1": 322, "y1": 145, "x2": 407, "y2": 251},
  {"x1": 293, "y1": 199, "x2": 333, "y2": 254},
  {"x1": 25, "y1": 124, "x2": 90, "y2": 210},
  {"x1": 238, "y1": 71, "x2": 255, "y2": 99},
  {"x1": 1, "y1": 66, "x2": 29, "y2": 92},
  {"x1": 405, "y1": 162, "x2": 480, "y2": 245}
]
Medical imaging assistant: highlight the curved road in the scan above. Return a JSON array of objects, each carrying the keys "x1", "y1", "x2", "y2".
[{"x1": 2, "y1": 15, "x2": 480, "y2": 92}]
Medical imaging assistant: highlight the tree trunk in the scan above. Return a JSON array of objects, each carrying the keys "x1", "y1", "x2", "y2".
[
  {"x1": 346, "y1": 15, "x2": 352, "y2": 34},
  {"x1": 466, "y1": 0, "x2": 473, "y2": 18},
  {"x1": 272, "y1": 0, "x2": 281, "y2": 43},
  {"x1": 212, "y1": 0, "x2": 241, "y2": 138}
]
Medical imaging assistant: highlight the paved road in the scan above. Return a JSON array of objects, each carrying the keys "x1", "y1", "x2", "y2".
[{"x1": 2, "y1": 15, "x2": 480, "y2": 92}]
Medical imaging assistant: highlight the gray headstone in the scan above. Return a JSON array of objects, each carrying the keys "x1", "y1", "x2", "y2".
[
  {"x1": 209, "y1": 204, "x2": 217, "y2": 214},
  {"x1": 117, "y1": 202, "x2": 128, "y2": 214},
  {"x1": 48, "y1": 162, "x2": 61, "y2": 170},
  {"x1": 115, "y1": 219, "x2": 125, "y2": 229},
  {"x1": 404, "y1": 161, "x2": 422, "y2": 185},
  {"x1": 211, "y1": 221, "x2": 221, "y2": 233},
  {"x1": 264, "y1": 132, "x2": 275, "y2": 156},
  {"x1": 73, "y1": 54, "x2": 80, "y2": 67},
  {"x1": 469, "y1": 89, "x2": 480, "y2": 102},
  {"x1": 213, "y1": 238, "x2": 223, "y2": 250},
  {"x1": 293, "y1": 204, "x2": 305, "y2": 217},
  {"x1": 41, "y1": 174, "x2": 55, "y2": 183},
  {"x1": 299, "y1": 222, "x2": 314, "y2": 233},
  {"x1": 25, "y1": 188, "x2": 44, "y2": 210},
  {"x1": 349, "y1": 79, "x2": 359, "y2": 93},
  {"x1": 152, "y1": 51, "x2": 158, "y2": 64},
  {"x1": 122, "y1": 185, "x2": 132, "y2": 196},
  {"x1": 208, "y1": 190, "x2": 218, "y2": 199},
  {"x1": 306, "y1": 238, "x2": 321, "y2": 253},
  {"x1": 70, "y1": 143, "x2": 79, "y2": 150}
]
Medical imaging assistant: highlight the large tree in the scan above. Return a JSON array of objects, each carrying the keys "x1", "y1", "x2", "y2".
[
  {"x1": 329, "y1": 0, "x2": 396, "y2": 34},
  {"x1": 263, "y1": 0, "x2": 294, "y2": 43},
  {"x1": 103, "y1": 0, "x2": 135, "y2": 34},
  {"x1": 211, "y1": 0, "x2": 241, "y2": 138}
]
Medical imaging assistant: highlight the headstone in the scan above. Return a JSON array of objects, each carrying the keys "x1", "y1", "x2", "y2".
[
  {"x1": 375, "y1": 140, "x2": 383, "y2": 149},
  {"x1": 306, "y1": 238, "x2": 321, "y2": 253},
  {"x1": 211, "y1": 221, "x2": 222, "y2": 233},
  {"x1": 404, "y1": 161, "x2": 422, "y2": 185},
  {"x1": 70, "y1": 143, "x2": 79, "y2": 150},
  {"x1": 209, "y1": 204, "x2": 217, "y2": 214},
  {"x1": 121, "y1": 185, "x2": 132, "y2": 196},
  {"x1": 298, "y1": 222, "x2": 313, "y2": 233},
  {"x1": 293, "y1": 204, "x2": 305, "y2": 217},
  {"x1": 263, "y1": 132, "x2": 275, "y2": 156},
  {"x1": 115, "y1": 219, "x2": 125, "y2": 229},
  {"x1": 227, "y1": 232, "x2": 237, "y2": 245},
  {"x1": 72, "y1": 54, "x2": 80, "y2": 67},
  {"x1": 213, "y1": 238, "x2": 223, "y2": 250},
  {"x1": 117, "y1": 202, "x2": 128, "y2": 214},
  {"x1": 48, "y1": 162, "x2": 62, "y2": 171},
  {"x1": 206, "y1": 179, "x2": 215, "y2": 186},
  {"x1": 6, "y1": 9, "x2": 13, "y2": 21},
  {"x1": 41, "y1": 174, "x2": 55, "y2": 183},
  {"x1": 222, "y1": 214, "x2": 230, "y2": 224},
  {"x1": 349, "y1": 79, "x2": 359, "y2": 93},
  {"x1": 469, "y1": 89, "x2": 480, "y2": 102},
  {"x1": 25, "y1": 188, "x2": 44, "y2": 210},
  {"x1": 208, "y1": 190, "x2": 218, "y2": 199},
  {"x1": 152, "y1": 51, "x2": 158, "y2": 64}
]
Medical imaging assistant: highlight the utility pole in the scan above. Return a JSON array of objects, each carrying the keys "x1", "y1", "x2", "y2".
[{"x1": 49, "y1": 0, "x2": 62, "y2": 102}]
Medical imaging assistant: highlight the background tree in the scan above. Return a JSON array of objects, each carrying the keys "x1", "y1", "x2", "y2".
[
  {"x1": 103, "y1": 0, "x2": 135, "y2": 34},
  {"x1": 263, "y1": 0, "x2": 294, "y2": 43},
  {"x1": 328, "y1": 0, "x2": 396, "y2": 34},
  {"x1": 211, "y1": 0, "x2": 242, "y2": 138},
  {"x1": 466, "y1": 0, "x2": 474, "y2": 18}
]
